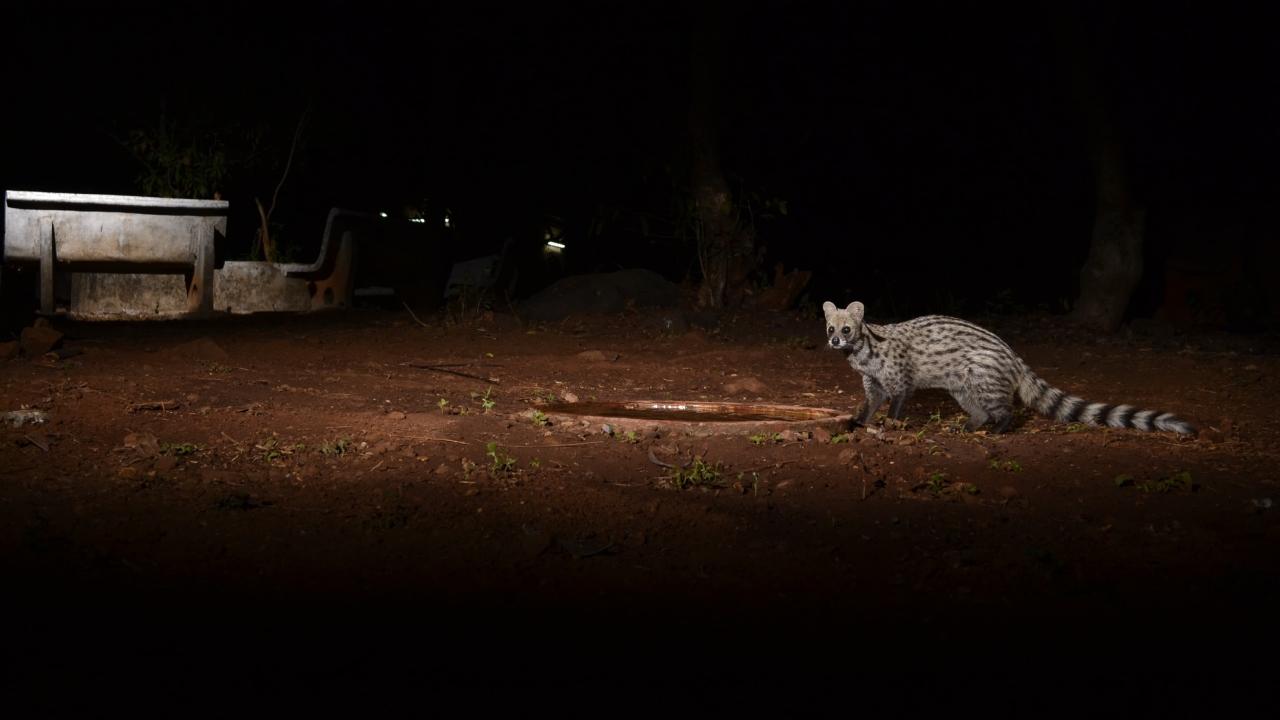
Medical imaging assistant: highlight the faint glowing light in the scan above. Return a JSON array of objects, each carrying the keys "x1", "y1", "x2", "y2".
[
  {"x1": 444, "y1": 215, "x2": 451, "y2": 227},
  {"x1": 379, "y1": 212, "x2": 388, "y2": 218},
  {"x1": 410, "y1": 217, "x2": 426, "y2": 223},
  {"x1": 546, "y1": 240, "x2": 565, "y2": 249}
]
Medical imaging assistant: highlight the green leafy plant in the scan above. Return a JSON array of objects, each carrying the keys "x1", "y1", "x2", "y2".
[
  {"x1": 321, "y1": 438, "x2": 352, "y2": 456},
  {"x1": 1138, "y1": 470, "x2": 1197, "y2": 494},
  {"x1": 486, "y1": 442, "x2": 517, "y2": 475},
  {"x1": 926, "y1": 472, "x2": 948, "y2": 495},
  {"x1": 160, "y1": 442, "x2": 200, "y2": 457},
  {"x1": 989, "y1": 459, "x2": 1023, "y2": 472},
  {"x1": 749, "y1": 432, "x2": 783, "y2": 446},
  {"x1": 124, "y1": 112, "x2": 236, "y2": 200},
  {"x1": 530, "y1": 409, "x2": 551, "y2": 427},
  {"x1": 672, "y1": 458, "x2": 723, "y2": 490},
  {"x1": 257, "y1": 437, "x2": 285, "y2": 462}
]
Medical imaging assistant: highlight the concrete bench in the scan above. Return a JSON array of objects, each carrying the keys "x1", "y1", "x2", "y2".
[{"x1": 3, "y1": 190, "x2": 227, "y2": 316}]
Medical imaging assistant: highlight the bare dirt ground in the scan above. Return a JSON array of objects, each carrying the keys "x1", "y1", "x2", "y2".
[{"x1": 3, "y1": 305, "x2": 1278, "y2": 704}]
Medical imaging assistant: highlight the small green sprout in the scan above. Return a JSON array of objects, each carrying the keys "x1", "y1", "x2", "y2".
[
  {"x1": 320, "y1": 438, "x2": 352, "y2": 456},
  {"x1": 486, "y1": 442, "x2": 516, "y2": 475},
  {"x1": 160, "y1": 442, "x2": 200, "y2": 457},
  {"x1": 672, "y1": 458, "x2": 723, "y2": 490}
]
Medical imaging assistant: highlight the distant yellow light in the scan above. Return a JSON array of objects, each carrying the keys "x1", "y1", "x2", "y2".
[{"x1": 546, "y1": 241, "x2": 566, "y2": 249}]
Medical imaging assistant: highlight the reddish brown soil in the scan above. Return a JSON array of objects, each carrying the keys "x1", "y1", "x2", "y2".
[{"x1": 2, "y1": 306, "x2": 1277, "y2": 702}]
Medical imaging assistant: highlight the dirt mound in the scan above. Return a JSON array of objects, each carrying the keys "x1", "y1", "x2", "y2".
[{"x1": 518, "y1": 268, "x2": 680, "y2": 321}]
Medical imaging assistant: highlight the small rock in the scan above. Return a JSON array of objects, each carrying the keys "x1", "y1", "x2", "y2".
[
  {"x1": 561, "y1": 391, "x2": 579, "y2": 403},
  {"x1": 20, "y1": 325, "x2": 63, "y2": 357},
  {"x1": 812, "y1": 427, "x2": 832, "y2": 444},
  {"x1": 0, "y1": 341, "x2": 19, "y2": 360},
  {"x1": 122, "y1": 432, "x2": 161, "y2": 457},
  {"x1": 387, "y1": 411, "x2": 406, "y2": 420},
  {"x1": 16, "y1": 433, "x2": 49, "y2": 451},
  {"x1": 2, "y1": 410, "x2": 48, "y2": 428},
  {"x1": 576, "y1": 350, "x2": 617, "y2": 362},
  {"x1": 117, "y1": 466, "x2": 139, "y2": 480},
  {"x1": 837, "y1": 448, "x2": 860, "y2": 465},
  {"x1": 154, "y1": 455, "x2": 178, "y2": 473},
  {"x1": 434, "y1": 463, "x2": 451, "y2": 476}
]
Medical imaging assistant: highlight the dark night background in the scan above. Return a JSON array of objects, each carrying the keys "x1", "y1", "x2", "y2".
[
  {"x1": 5, "y1": 0, "x2": 1279, "y2": 328},
  {"x1": 3, "y1": 0, "x2": 1280, "y2": 706}
]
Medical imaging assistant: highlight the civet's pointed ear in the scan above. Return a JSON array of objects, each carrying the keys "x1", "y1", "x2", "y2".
[
  {"x1": 847, "y1": 302, "x2": 865, "y2": 322},
  {"x1": 822, "y1": 301, "x2": 836, "y2": 317}
]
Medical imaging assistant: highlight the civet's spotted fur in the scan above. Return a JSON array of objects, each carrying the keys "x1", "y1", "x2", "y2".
[{"x1": 823, "y1": 301, "x2": 1195, "y2": 434}]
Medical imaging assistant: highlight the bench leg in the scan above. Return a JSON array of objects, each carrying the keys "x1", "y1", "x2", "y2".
[
  {"x1": 39, "y1": 222, "x2": 54, "y2": 315},
  {"x1": 187, "y1": 226, "x2": 215, "y2": 316}
]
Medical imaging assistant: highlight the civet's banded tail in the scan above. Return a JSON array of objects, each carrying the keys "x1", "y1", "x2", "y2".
[{"x1": 1015, "y1": 366, "x2": 1196, "y2": 434}]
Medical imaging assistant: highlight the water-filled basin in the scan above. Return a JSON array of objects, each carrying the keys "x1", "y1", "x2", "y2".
[{"x1": 542, "y1": 400, "x2": 853, "y2": 436}]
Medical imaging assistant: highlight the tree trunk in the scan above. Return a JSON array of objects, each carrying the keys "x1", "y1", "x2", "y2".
[
  {"x1": 688, "y1": 6, "x2": 755, "y2": 308},
  {"x1": 1072, "y1": 141, "x2": 1145, "y2": 332},
  {"x1": 1046, "y1": 4, "x2": 1144, "y2": 332}
]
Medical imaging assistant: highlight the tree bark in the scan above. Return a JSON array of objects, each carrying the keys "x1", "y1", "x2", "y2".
[
  {"x1": 688, "y1": 5, "x2": 755, "y2": 308},
  {"x1": 1047, "y1": 4, "x2": 1145, "y2": 332},
  {"x1": 1072, "y1": 141, "x2": 1145, "y2": 332}
]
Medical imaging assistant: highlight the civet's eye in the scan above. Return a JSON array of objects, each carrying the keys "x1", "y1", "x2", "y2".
[
  {"x1": 827, "y1": 326, "x2": 834, "y2": 335},
  {"x1": 842, "y1": 326, "x2": 851, "y2": 335}
]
